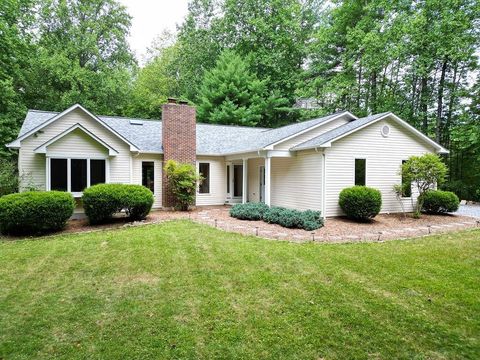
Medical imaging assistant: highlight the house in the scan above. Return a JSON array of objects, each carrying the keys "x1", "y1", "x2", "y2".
[{"x1": 6, "y1": 99, "x2": 448, "y2": 217}]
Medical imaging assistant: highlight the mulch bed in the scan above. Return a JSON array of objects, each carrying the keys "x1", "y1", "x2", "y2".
[{"x1": 2, "y1": 206, "x2": 478, "y2": 243}]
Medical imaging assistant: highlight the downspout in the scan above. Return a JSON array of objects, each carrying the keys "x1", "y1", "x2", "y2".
[{"x1": 321, "y1": 149, "x2": 327, "y2": 221}]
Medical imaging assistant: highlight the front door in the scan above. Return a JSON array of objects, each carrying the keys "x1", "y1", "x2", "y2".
[{"x1": 259, "y1": 165, "x2": 265, "y2": 203}]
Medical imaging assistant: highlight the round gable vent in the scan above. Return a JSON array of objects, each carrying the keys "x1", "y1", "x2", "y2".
[{"x1": 381, "y1": 125, "x2": 390, "y2": 137}]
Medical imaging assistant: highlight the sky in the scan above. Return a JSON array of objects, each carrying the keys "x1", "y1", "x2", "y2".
[{"x1": 119, "y1": 0, "x2": 189, "y2": 63}]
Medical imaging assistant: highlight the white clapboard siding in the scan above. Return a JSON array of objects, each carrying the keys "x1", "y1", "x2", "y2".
[
  {"x1": 247, "y1": 157, "x2": 264, "y2": 203},
  {"x1": 19, "y1": 108, "x2": 131, "y2": 191},
  {"x1": 274, "y1": 117, "x2": 351, "y2": 150},
  {"x1": 47, "y1": 129, "x2": 109, "y2": 156},
  {"x1": 131, "y1": 154, "x2": 163, "y2": 208},
  {"x1": 270, "y1": 150, "x2": 322, "y2": 211},
  {"x1": 325, "y1": 118, "x2": 436, "y2": 217},
  {"x1": 196, "y1": 156, "x2": 226, "y2": 206}
]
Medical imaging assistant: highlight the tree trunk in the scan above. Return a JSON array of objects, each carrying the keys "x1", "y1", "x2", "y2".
[
  {"x1": 371, "y1": 71, "x2": 377, "y2": 113},
  {"x1": 357, "y1": 60, "x2": 362, "y2": 110},
  {"x1": 445, "y1": 62, "x2": 459, "y2": 147},
  {"x1": 436, "y1": 59, "x2": 448, "y2": 144},
  {"x1": 420, "y1": 76, "x2": 428, "y2": 133}
]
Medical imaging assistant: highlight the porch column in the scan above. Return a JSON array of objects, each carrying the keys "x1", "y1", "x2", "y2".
[
  {"x1": 265, "y1": 156, "x2": 271, "y2": 206},
  {"x1": 242, "y1": 158, "x2": 248, "y2": 203}
]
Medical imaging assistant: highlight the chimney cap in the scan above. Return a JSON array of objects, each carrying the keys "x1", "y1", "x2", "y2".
[
  {"x1": 179, "y1": 100, "x2": 189, "y2": 105},
  {"x1": 167, "y1": 97, "x2": 177, "y2": 104}
]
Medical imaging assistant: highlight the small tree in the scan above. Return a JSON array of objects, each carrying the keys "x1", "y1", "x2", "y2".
[
  {"x1": 164, "y1": 160, "x2": 202, "y2": 211},
  {"x1": 401, "y1": 154, "x2": 447, "y2": 217}
]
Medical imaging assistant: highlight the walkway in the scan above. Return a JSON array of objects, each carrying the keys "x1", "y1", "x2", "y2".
[{"x1": 456, "y1": 204, "x2": 480, "y2": 218}]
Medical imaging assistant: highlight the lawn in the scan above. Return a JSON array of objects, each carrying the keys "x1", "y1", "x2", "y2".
[{"x1": 1, "y1": 221, "x2": 479, "y2": 359}]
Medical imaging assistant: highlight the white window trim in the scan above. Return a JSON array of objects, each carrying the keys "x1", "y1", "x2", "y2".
[
  {"x1": 46, "y1": 155, "x2": 109, "y2": 197},
  {"x1": 353, "y1": 157, "x2": 368, "y2": 186},
  {"x1": 197, "y1": 161, "x2": 211, "y2": 195}
]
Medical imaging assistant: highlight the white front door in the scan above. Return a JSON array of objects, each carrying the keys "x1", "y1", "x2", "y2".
[{"x1": 259, "y1": 165, "x2": 265, "y2": 203}]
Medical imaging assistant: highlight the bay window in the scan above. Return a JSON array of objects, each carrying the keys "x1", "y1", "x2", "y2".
[{"x1": 48, "y1": 157, "x2": 107, "y2": 194}]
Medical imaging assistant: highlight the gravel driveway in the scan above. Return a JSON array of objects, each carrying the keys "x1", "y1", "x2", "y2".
[{"x1": 455, "y1": 204, "x2": 480, "y2": 218}]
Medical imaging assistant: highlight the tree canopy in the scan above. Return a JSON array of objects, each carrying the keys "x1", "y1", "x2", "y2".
[{"x1": 0, "y1": 0, "x2": 479, "y2": 198}]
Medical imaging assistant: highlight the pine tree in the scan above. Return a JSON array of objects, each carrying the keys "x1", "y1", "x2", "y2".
[{"x1": 196, "y1": 50, "x2": 282, "y2": 126}]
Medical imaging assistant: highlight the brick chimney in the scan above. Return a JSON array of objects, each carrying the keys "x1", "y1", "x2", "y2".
[{"x1": 162, "y1": 98, "x2": 197, "y2": 207}]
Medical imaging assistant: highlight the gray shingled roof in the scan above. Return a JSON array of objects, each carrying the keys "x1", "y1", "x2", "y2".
[
  {"x1": 17, "y1": 109, "x2": 354, "y2": 155},
  {"x1": 293, "y1": 112, "x2": 391, "y2": 150}
]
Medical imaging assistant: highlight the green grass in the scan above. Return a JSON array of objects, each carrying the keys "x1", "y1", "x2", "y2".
[{"x1": 1, "y1": 221, "x2": 479, "y2": 359}]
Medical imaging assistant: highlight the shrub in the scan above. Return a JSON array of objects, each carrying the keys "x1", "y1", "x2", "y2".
[
  {"x1": 421, "y1": 190, "x2": 460, "y2": 214},
  {"x1": 441, "y1": 180, "x2": 478, "y2": 202},
  {"x1": 229, "y1": 202, "x2": 269, "y2": 220},
  {"x1": 339, "y1": 186, "x2": 382, "y2": 221},
  {"x1": 263, "y1": 206, "x2": 323, "y2": 230},
  {"x1": 82, "y1": 184, "x2": 154, "y2": 224},
  {"x1": 164, "y1": 160, "x2": 202, "y2": 211},
  {"x1": 401, "y1": 154, "x2": 447, "y2": 217},
  {"x1": 0, "y1": 191, "x2": 75, "y2": 235}
]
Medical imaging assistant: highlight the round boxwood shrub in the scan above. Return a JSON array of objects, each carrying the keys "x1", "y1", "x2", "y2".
[
  {"x1": 421, "y1": 190, "x2": 459, "y2": 214},
  {"x1": 229, "y1": 202, "x2": 269, "y2": 220},
  {"x1": 82, "y1": 184, "x2": 154, "y2": 224},
  {"x1": 0, "y1": 191, "x2": 75, "y2": 235},
  {"x1": 339, "y1": 186, "x2": 382, "y2": 221}
]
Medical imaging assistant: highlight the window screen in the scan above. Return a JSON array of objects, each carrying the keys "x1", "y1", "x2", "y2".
[
  {"x1": 71, "y1": 159, "x2": 87, "y2": 192},
  {"x1": 50, "y1": 159, "x2": 67, "y2": 191},
  {"x1": 142, "y1": 162, "x2": 155, "y2": 192},
  {"x1": 354, "y1": 158, "x2": 366, "y2": 186},
  {"x1": 90, "y1": 159, "x2": 106, "y2": 186},
  {"x1": 199, "y1": 163, "x2": 210, "y2": 194}
]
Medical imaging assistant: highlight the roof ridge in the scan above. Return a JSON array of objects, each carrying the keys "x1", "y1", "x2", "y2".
[
  {"x1": 28, "y1": 109, "x2": 60, "y2": 114},
  {"x1": 261, "y1": 110, "x2": 349, "y2": 133}
]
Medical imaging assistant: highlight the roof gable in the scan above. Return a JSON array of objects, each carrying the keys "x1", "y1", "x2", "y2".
[
  {"x1": 34, "y1": 123, "x2": 119, "y2": 156},
  {"x1": 292, "y1": 112, "x2": 448, "y2": 153},
  {"x1": 7, "y1": 104, "x2": 139, "y2": 151}
]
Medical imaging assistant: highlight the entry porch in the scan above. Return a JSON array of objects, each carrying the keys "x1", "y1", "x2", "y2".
[{"x1": 223, "y1": 150, "x2": 295, "y2": 206}]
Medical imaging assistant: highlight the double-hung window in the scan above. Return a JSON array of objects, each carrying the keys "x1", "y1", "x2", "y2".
[{"x1": 49, "y1": 158, "x2": 106, "y2": 194}]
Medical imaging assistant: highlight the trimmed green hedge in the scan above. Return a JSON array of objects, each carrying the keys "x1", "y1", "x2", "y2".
[
  {"x1": 230, "y1": 203, "x2": 323, "y2": 231},
  {"x1": 229, "y1": 202, "x2": 269, "y2": 220},
  {"x1": 0, "y1": 191, "x2": 75, "y2": 235},
  {"x1": 82, "y1": 184, "x2": 154, "y2": 224},
  {"x1": 339, "y1": 186, "x2": 382, "y2": 221},
  {"x1": 421, "y1": 190, "x2": 460, "y2": 214}
]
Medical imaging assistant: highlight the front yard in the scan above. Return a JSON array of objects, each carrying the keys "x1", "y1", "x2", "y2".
[{"x1": 1, "y1": 221, "x2": 479, "y2": 359}]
